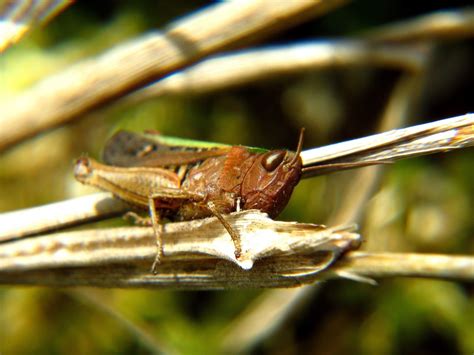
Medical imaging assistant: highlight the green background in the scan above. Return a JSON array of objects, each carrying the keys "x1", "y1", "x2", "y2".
[{"x1": 0, "y1": 1, "x2": 473, "y2": 354}]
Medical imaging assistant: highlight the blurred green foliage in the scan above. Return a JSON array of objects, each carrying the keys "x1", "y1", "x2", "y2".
[{"x1": 0, "y1": 1, "x2": 473, "y2": 354}]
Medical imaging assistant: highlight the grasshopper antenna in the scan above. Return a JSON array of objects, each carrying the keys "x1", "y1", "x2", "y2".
[{"x1": 290, "y1": 127, "x2": 305, "y2": 166}]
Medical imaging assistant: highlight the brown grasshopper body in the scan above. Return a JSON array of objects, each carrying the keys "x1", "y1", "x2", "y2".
[{"x1": 75, "y1": 130, "x2": 303, "y2": 271}]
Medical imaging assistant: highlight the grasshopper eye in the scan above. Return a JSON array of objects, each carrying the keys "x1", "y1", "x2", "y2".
[{"x1": 261, "y1": 151, "x2": 286, "y2": 171}]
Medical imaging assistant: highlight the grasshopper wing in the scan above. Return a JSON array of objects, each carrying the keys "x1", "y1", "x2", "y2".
[{"x1": 103, "y1": 131, "x2": 231, "y2": 167}]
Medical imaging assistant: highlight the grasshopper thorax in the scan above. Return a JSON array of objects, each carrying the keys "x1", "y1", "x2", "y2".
[{"x1": 241, "y1": 130, "x2": 304, "y2": 218}]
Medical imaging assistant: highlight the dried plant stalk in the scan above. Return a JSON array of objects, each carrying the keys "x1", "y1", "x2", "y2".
[
  {"x1": 332, "y1": 253, "x2": 474, "y2": 281},
  {"x1": 0, "y1": 193, "x2": 127, "y2": 242},
  {"x1": 366, "y1": 8, "x2": 474, "y2": 42},
  {"x1": 1, "y1": 210, "x2": 472, "y2": 288},
  {"x1": 123, "y1": 41, "x2": 424, "y2": 106},
  {"x1": 0, "y1": 0, "x2": 72, "y2": 52},
  {"x1": 301, "y1": 113, "x2": 474, "y2": 175},
  {"x1": 1, "y1": 250, "x2": 472, "y2": 289},
  {"x1": 0, "y1": 210, "x2": 360, "y2": 273}
]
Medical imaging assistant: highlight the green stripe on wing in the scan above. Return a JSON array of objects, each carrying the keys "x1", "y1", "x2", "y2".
[{"x1": 143, "y1": 133, "x2": 268, "y2": 154}]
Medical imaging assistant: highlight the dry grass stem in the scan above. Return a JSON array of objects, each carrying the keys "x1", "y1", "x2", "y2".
[
  {"x1": 301, "y1": 113, "x2": 474, "y2": 176},
  {"x1": 1, "y1": 210, "x2": 472, "y2": 288},
  {"x1": 332, "y1": 253, "x2": 474, "y2": 281},
  {"x1": 124, "y1": 41, "x2": 424, "y2": 106},
  {"x1": 366, "y1": 8, "x2": 474, "y2": 42},
  {"x1": 1, "y1": 249, "x2": 472, "y2": 289},
  {"x1": 0, "y1": 210, "x2": 360, "y2": 273},
  {"x1": 0, "y1": 193, "x2": 127, "y2": 242},
  {"x1": 0, "y1": 0, "x2": 72, "y2": 52}
]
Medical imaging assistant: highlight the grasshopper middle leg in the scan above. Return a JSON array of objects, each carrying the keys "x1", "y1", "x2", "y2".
[{"x1": 148, "y1": 196, "x2": 164, "y2": 274}]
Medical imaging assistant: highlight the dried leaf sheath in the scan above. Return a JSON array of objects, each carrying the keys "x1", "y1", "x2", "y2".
[
  {"x1": 0, "y1": 211, "x2": 361, "y2": 273},
  {"x1": 102, "y1": 131, "x2": 232, "y2": 167}
]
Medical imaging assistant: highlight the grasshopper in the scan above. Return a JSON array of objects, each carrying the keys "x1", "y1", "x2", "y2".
[{"x1": 74, "y1": 130, "x2": 304, "y2": 272}]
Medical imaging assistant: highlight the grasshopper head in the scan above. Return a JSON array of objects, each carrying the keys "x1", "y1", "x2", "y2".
[{"x1": 241, "y1": 130, "x2": 304, "y2": 218}]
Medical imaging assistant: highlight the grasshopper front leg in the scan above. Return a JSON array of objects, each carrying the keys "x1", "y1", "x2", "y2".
[{"x1": 206, "y1": 201, "x2": 242, "y2": 259}]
